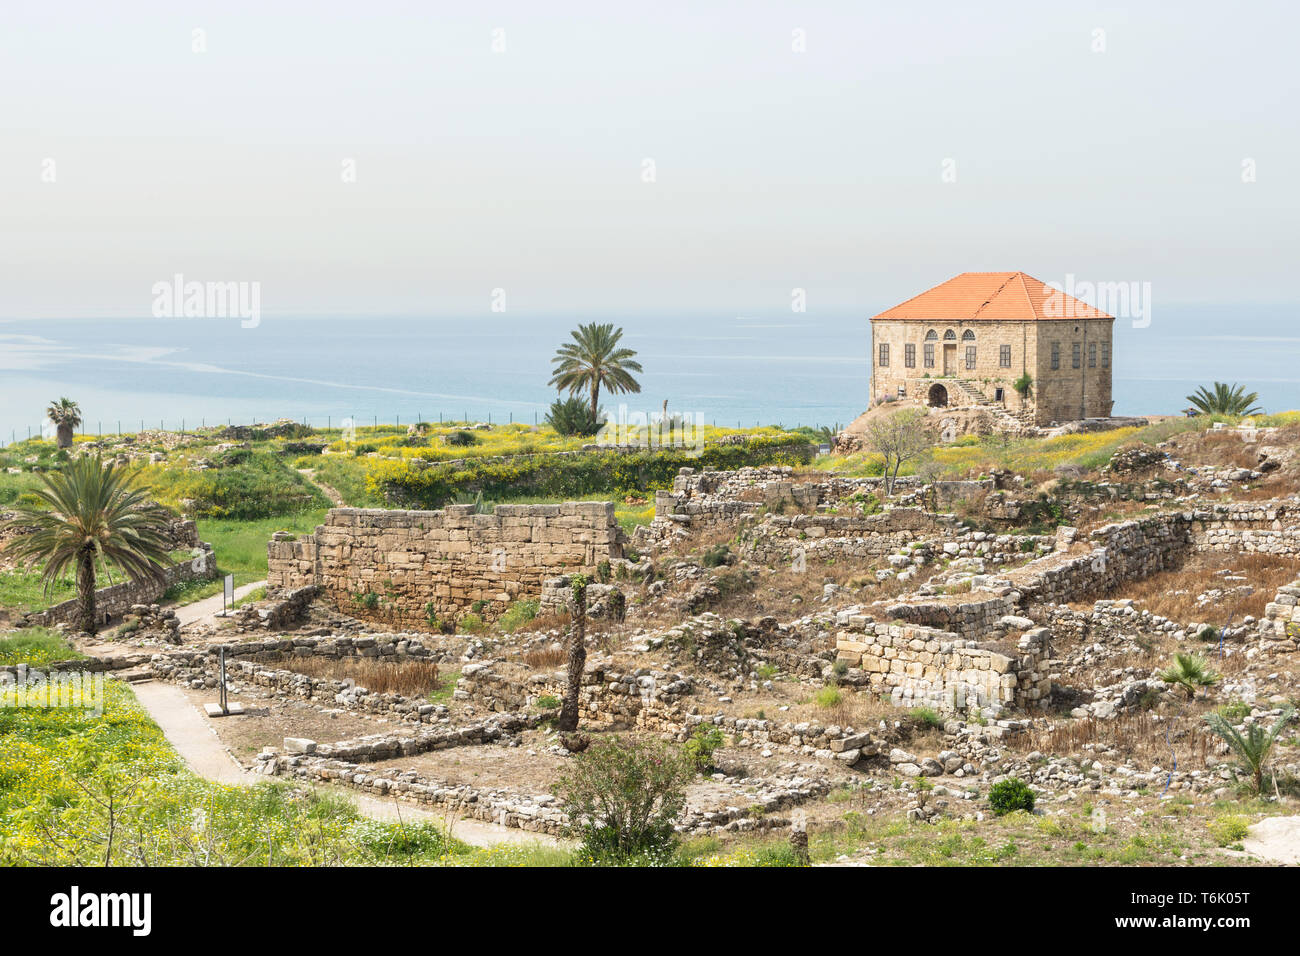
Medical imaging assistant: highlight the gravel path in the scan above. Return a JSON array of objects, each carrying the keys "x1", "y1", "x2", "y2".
[{"x1": 131, "y1": 679, "x2": 561, "y2": 850}]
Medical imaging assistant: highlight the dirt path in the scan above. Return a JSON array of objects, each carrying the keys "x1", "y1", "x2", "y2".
[
  {"x1": 1243, "y1": 816, "x2": 1300, "y2": 865},
  {"x1": 173, "y1": 579, "x2": 267, "y2": 626},
  {"x1": 297, "y1": 468, "x2": 345, "y2": 507},
  {"x1": 130, "y1": 680, "x2": 561, "y2": 849}
]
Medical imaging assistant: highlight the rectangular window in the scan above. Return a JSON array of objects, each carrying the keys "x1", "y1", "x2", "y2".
[
  {"x1": 999, "y1": 344, "x2": 1011, "y2": 368},
  {"x1": 878, "y1": 343, "x2": 889, "y2": 367},
  {"x1": 1051, "y1": 342, "x2": 1060, "y2": 370},
  {"x1": 1101, "y1": 342, "x2": 1111, "y2": 369},
  {"x1": 1088, "y1": 342, "x2": 1097, "y2": 368},
  {"x1": 965, "y1": 345, "x2": 976, "y2": 370},
  {"x1": 904, "y1": 343, "x2": 916, "y2": 368},
  {"x1": 1072, "y1": 342, "x2": 1081, "y2": 369},
  {"x1": 923, "y1": 343, "x2": 935, "y2": 368}
]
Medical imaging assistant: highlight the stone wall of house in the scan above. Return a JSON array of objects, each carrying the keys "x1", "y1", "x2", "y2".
[
  {"x1": 266, "y1": 503, "x2": 621, "y2": 626},
  {"x1": 20, "y1": 541, "x2": 216, "y2": 629},
  {"x1": 834, "y1": 618, "x2": 1051, "y2": 716},
  {"x1": 869, "y1": 316, "x2": 1114, "y2": 425}
]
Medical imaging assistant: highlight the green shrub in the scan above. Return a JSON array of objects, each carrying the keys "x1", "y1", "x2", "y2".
[
  {"x1": 1207, "y1": 814, "x2": 1250, "y2": 847},
  {"x1": 913, "y1": 707, "x2": 944, "y2": 729},
  {"x1": 354, "y1": 591, "x2": 380, "y2": 611},
  {"x1": 457, "y1": 612, "x2": 485, "y2": 634},
  {"x1": 498, "y1": 599, "x2": 539, "y2": 633},
  {"x1": 535, "y1": 694, "x2": 561, "y2": 710},
  {"x1": 545, "y1": 397, "x2": 604, "y2": 437},
  {"x1": 815, "y1": 687, "x2": 842, "y2": 708},
  {"x1": 701, "y1": 544, "x2": 730, "y2": 568},
  {"x1": 988, "y1": 777, "x2": 1036, "y2": 816},
  {"x1": 555, "y1": 737, "x2": 693, "y2": 863},
  {"x1": 444, "y1": 430, "x2": 478, "y2": 447},
  {"x1": 366, "y1": 436, "x2": 814, "y2": 509},
  {"x1": 683, "y1": 725, "x2": 725, "y2": 772}
]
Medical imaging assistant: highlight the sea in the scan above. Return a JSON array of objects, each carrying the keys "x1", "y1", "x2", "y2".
[{"x1": 1, "y1": 306, "x2": 1297, "y2": 444}]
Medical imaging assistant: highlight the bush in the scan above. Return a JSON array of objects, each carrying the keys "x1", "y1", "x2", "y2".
[
  {"x1": 457, "y1": 612, "x2": 485, "y2": 634},
  {"x1": 701, "y1": 544, "x2": 730, "y2": 568},
  {"x1": 554, "y1": 737, "x2": 693, "y2": 862},
  {"x1": 498, "y1": 599, "x2": 539, "y2": 633},
  {"x1": 444, "y1": 430, "x2": 478, "y2": 447},
  {"x1": 535, "y1": 695, "x2": 561, "y2": 710},
  {"x1": 366, "y1": 436, "x2": 814, "y2": 508},
  {"x1": 988, "y1": 777, "x2": 1036, "y2": 816},
  {"x1": 1207, "y1": 814, "x2": 1250, "y2": 847},
  {"x1": 683, "y1": 725, "x2": 725, "y2": 772},
  {"x1": 545, "y1": 397, "x2": 604, "y2": 437}
]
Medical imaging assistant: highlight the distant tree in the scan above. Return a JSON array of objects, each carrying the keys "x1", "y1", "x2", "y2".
[
  {"x1": 1186, "y1": 382, "x2": 1263, "y2": 417},
  {"x1": 812, "y1": 423, "x2": 844, "y2": 446},
  {"x1": 46, "y1": 397, "x2": 82, "y2": 449},
  {"x1": 548, "y1": 323, "x2": 643, "y2": 420},
  {"x1": 1159, "y1": 653, "x2": 1220, "y2": 701},
  {"x1": 864, "y1": 407, "x2": 932, "y2": 496},
  {"x1": 1203, "y1": 706, "x2": 1295, "y2": 794},
  {"x1": 2, "y1": 455, "x2": 174, "y2": 634}
]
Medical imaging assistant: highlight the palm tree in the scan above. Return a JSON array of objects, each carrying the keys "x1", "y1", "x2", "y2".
[
  {"x1": 1159, "y1": 653, "x2": 1220, "y2": 701},
  {"x1": 557, "y1": 574, "x2": 588, "y2": 733},
  {"x1": 46, "y1": 397, "x2": 82, "y2": 449},
  {"x1": 2, "y1": 455, "x2": 175, "y2": 634},
  {"x1": 1185, "y1": 382, "x2": 1263, "y2": 417},
  {"x1": 1203, "y1": 706, "x2": 1295, "y2": 794},
  {"x1": 548, "y1": 323, "x2": 642, "y2": 420}
]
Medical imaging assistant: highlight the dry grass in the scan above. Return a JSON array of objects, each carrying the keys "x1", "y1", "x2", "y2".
[
  {"x1": 512, "y1": 611, "x2": 570, "y2": 634},
  {"x1": 1024, "y1": 710, "x2": 1215, "y2": 773},
  {"x1": 1069, "y1": 551, "x2": 1300, "y2": 623},
  {"x1": 523, "y1": 644, "x2": 566, "y2": 669},
  {"x1": 284, "y1": 656, "x2": 446, "y2": 697}
]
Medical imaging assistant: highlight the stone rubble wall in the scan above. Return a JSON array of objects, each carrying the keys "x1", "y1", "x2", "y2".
[
  {"x1": 20, "y1": 541, "x2": 216, "y2": 629},
  {"x1": 266, "y1": 503, "x2": 621, "y2": 626},
  {"x1": 278, "y1": 713, "x2": 546, "y2": 763},
  {"x1": 1260, "y1": 579, "x2": 1300, "y2": 649},
  {"x1": 740, "y1": 508, "x2": 955, "y2": 563},
  {"x1": 834, "y1": 618, "x2": 1050, "y2": 716},
  {"x1": 1190, "y1": 501, "x2": 1300, "y2": 555}
]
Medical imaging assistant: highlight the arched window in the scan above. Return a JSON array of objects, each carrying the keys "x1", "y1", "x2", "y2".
[
  {"x1": 925, "y1": 329, "x2": 938, "y2": 341},
  {"x1": 943, "y1": 329, "x2": 956, "y2": 341},
  {"x1": 962, "y1": 329, "x2": 976, "y2": 341}
]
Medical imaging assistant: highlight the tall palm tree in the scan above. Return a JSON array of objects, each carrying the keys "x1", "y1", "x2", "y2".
[
  {"x1": 1203, "y1": 706, "x2": 1295, "y2": 794},
  {"x1": 2, "y1": 455, "x2": 175, "y2": 634},
  {"x1": 1185, "y1": 382, "x2": 1263, "y2": 417},
  {"x1": 46, "y1": 397, "x2": 82, "y2": 449},
  {"x1": 548, "y1": 323, "x2": 642, "y2": 420}
]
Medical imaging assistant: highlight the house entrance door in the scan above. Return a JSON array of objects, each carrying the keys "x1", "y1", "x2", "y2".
[{"x1": 943, "y1": 344, "x2": 956, "y2": 375}]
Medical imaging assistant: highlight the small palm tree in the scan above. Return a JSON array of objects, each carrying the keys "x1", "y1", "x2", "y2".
[
  {"x1": 1185, "y1": 382, "x2": 1263, "y2": 417},
  {"x1": 2, "y1": 455, "x2": 175, "y2": 634},
  {"x1": 812, "y1": 423, "x2": 843, "y2": 446},
  {"x1": 46, "y1": 397, "x2": 82, "y2": 449},
  {"x1": 1159, "y1": 653, "x2": 1220, "y2": 700},
  {"x1": 1203, "y1": 706, "x2": 1295, "y2": 794},
  {"x1": 548, "y1": 323, "x2": 642, "y2": 420}
]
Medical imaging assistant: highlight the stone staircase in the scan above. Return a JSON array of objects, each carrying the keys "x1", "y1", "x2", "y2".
[{"x1": 950, "y1": 379, "x2": 994, "y2": 407}]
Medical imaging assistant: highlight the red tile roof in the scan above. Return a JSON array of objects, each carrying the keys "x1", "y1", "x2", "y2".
[{"x1": 873, "y1": 272, "x2": 1113, "y2": 321}]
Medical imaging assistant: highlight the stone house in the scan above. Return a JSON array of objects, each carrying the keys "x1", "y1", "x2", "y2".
[{"x1": 869, "y1": 272, "x2": 1114, "y2": 425}]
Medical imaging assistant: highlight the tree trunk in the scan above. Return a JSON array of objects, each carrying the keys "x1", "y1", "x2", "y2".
[
  {"x1": 76, "y1": 548, "x2": 97, "y2": 635},
  {"x1": 558, "y1": 578, "x2": 587, "y2": 732},
  {"x1": 56, "y1": 423, "x2": 74, "y2": 449},
  {"x1": 590, "y1": 381, "x2": 600, "y2": 422}
]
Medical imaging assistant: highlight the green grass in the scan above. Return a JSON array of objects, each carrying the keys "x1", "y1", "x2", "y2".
[
  {"x1": 0, "y1": 679, "x2": 476, "y2": 865},
  {"x1": 0, "y1": 628, "x2": 83, "y2": 666},
  {"x1": 195, "y1": 509, "x2": 330, "y2": 585}
]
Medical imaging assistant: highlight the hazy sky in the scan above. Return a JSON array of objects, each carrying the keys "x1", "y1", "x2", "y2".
[{"x1": 2, "y1": 1, "x2": 1297, "y2": 319}]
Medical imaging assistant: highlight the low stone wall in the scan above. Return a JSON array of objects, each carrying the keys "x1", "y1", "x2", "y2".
[
  {"x1": 266, "y1": 503, "x2": 622, "y2": 627},
  {"x1": 834, "y1": 619, "x2": 1050, "y2": 716},
  {"x1": 20, "y1": 542, "x2": 216, "y2": 629},
  {"x1": 740, "y1": 508, "x2": 953, "y2": 563},
  {"x1": 282, "y1": 713, "x2": 545, "y2": 762},
  {"x1": 1191, "y1": 501, "x2": 1300, "y2": 555},
  {"x1": 1260, "y1": 579, "x2": 1300, "y2": 648}
]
